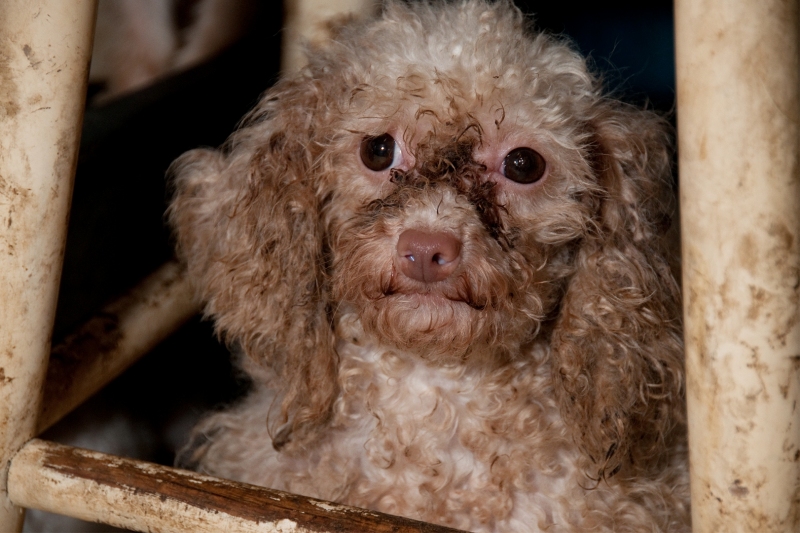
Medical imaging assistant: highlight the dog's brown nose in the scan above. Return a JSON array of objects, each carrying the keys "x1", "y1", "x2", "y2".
[{"x1": 396, "y1": 229, "x2": 462, "y2": 283}]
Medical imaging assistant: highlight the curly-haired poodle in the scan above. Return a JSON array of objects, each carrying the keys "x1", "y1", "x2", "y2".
[{"x1": 169, "y1": 1, "x2": 689, "y2": 531}]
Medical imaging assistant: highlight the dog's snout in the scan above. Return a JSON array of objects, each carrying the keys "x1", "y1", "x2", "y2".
[{"x1": 396, "y1": 229, "x2": 462, "y2": 283}]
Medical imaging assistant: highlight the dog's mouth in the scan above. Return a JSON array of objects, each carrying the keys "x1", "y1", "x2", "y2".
[
  {"x1": 334, "y1": 245, "x2": 527, "y2": 360},
  {"x1": 382, "y1": 267, "x2": 490, "y2": 311}
]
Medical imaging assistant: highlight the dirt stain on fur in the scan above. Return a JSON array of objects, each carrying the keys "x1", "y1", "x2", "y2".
[{"x1": 374, "y1": 138, "x2": 511, "y2": 248}]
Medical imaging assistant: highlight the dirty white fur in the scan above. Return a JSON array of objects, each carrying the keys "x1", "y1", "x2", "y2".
[{"x1": 187, "y1": 312, "x2": 688, "y2": 533}]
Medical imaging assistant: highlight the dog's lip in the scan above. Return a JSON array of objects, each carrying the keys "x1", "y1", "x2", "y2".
[
  {"x1": 384, "y1": 286, "x2": 486, "y2": 311},
  {"x1": 382, "y1": 266, "x2": 488, "y2": 310},
  {"x1": 391, "y1": 288, "x2": 460, "y2": 300}
]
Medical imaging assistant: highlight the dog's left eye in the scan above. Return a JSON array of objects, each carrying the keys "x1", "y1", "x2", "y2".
[
  {"x1": 360, "y1": 134, "x2": 400, "y2": 171},
  {"x1": 502, "y1": 147, "x2": 546, "y2": 184}
]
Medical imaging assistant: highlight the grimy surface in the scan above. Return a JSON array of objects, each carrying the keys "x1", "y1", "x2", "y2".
[
  {"x1": 676, "y1": 0, "x2": 800, "y2": 531},
  {"x1": 10, "y1": 439, "x2": 466, "y2": 533},
  {"x1": 0, "y1": 1, "x2": 96, "y2": 531}
]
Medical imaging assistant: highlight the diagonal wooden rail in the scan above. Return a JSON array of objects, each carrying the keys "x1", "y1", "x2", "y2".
[
  {"x1": 37, "y1": 259, "x2": 198, "y2": 434},
  {"x1": 9, "y1": 439, "x2": 466, "y2": 533}
]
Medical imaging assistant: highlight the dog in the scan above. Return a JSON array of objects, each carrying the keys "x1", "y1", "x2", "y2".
[{"x1": 169, "y1": 1, "x2": 689, "y2": 531}]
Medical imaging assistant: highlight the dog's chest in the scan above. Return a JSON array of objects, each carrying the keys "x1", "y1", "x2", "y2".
[{"x1": 310, "y1": 340, "x2": 583, "y2": 531}]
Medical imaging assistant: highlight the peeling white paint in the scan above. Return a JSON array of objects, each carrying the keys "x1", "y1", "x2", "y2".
[
  {"x1": 0, "y1": 1, "x2": 96, "y2": 530},
  {"x1": 312, "y1": 502, "x2": 343, "y2": 512},
  {"x1": 273, "y1": 518, "x2": 297, "y2": 532},
  {"x1": 677, "y1": 0, "x2": 800, "y2": 531},
  {"x1": 8, "y1": 440, "x2": 438, "y2": 533}
]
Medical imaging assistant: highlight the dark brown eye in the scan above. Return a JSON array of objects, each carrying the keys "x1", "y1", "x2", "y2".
[
  {"x1": 360, "y1": 133, "x2": 397, "y2": 171},
  {"x1": 502, "y1": 147, "x2": 546, "y2": 184}
]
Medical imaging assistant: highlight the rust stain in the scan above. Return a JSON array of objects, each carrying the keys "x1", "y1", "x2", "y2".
[
  {"x1": 0, "y1": 367, "x2": 12, "y2": 384},
  {"x1": 729, "y1": 479, "x2": 750, "y2": 498},
  {"x1": 746, "y1": 285, "x2": 767, "y2": 321},
  {"x1": 735, "y1": 220, "x2": 800, "y2": 348},
  {"x1": 0, "y1": 43, "x2": 20, "y2": 119},
  {"x1": 41, "y1": 311, "x2": 124, "y2": 426},
  {"x1": 768, "y1": 224, "x2": 800, "y2": 347},
  {"x1": 0, "y1": 173, "x2": 33, "y2": 256},
  {"x1": 737, "y1": 233, "x2": 758, "y2": 276},
  {"x1": 21, "y1": 44, "x2": 41, "y2": 70},
  {"x1": 745, "y1": 344, "x2": 770, "y2": 402},
  {"x1": 49, "y1": 311, "x2": 123, "y2": 369},
  {"x1": 782, "y1": 355, "x2": 800, "y2": 400},
  {"x1": 767, "y1": 221, "x2": 795, "y2": 252},
  {"x1": 684, "y1": 270, "x2": 727, "y2": 443}
]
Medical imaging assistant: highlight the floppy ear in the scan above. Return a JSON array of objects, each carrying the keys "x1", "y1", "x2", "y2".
[
  {"x1": 550, "y1": 102, "x2": 684, "y2": 478},
  {"x1": 169, "y1": 76, "x2": 338, "y2": 450}
]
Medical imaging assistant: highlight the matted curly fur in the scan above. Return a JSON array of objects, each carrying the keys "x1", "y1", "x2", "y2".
[{"x1": 169, "y1": 1, "x2": 689, "y2": 531}]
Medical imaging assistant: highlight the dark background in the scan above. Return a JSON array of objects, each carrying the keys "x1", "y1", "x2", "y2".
[{"x1": 46, "y1": 0, "x2": 676, "y2": 471}]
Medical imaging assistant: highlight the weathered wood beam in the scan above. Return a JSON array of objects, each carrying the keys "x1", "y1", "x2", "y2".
[
  {"x1": 38, "y1": 259, "x2": 199, "y2": 434},
  {"x1": 8, "y1": 439, "x2": 465, "y2": 533},
  {"x1": 676, "y1": 0, "x2": 800, "y2": 531}
]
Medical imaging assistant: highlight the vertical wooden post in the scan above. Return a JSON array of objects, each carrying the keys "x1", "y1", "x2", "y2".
[
  {"x1": 0, "y1": 1, "x2": 96, "y2": 530},
  {"x1": 281, "y1": 0, "x2": 376, "y2": 73},
  {"x1": 675, "y1": 0, "x2": 800, "y2": 531}
]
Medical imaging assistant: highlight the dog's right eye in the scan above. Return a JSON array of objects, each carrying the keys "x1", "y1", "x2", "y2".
[
  {"x1": 502, "y1": 147, "x2": 546, "y2": 184},
  {"x1": 360, "y1": 134, "x2": 398, "y2": 171}
]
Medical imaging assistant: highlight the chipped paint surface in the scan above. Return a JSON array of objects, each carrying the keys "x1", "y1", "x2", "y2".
[
  {"x1": 0, "y1": 1, "x2": 96, "y2": 530},
  {"x1": 311, "y1": 502, "x2": 352, "y2": 513},
  {"x1": 676, "y1": 0, "x2": 800, "y2": 531},
  {"x1": 309, "y1": 499, "x2": 380, "y2": 517},
  {"x1": 7, "y1": 440, "x2": 466, "y2": 533},
  {"x1": 274, "y1": 519, "x2": 298, "y2": 532}
]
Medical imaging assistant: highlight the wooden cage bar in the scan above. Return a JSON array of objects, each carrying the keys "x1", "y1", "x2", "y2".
[
  {"x1": 281, "y1": 0, "x2": 377, "y2": 73},
  {"x1": 0, "y1": 0, "x2": 97, "y2": 530},
  {"x1": 37, "y1": 259, "x2": 197, "y2": 433},
  {"x1": 675, "y1": 0, "x2": 800, "y2": 531},
  {"x1": 8, "y1": 439, "x2": 464, "y2": 533}
]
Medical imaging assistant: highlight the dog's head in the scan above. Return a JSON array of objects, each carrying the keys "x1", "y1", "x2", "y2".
[{"x1": 170, "y1": 0, "x2": 683, "y2": 478}]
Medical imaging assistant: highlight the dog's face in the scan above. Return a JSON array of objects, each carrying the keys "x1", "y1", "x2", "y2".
[
  {"x1": 268, "y1": 2, "x2": 615, "y2": 364},
  {"x1": 171, "y1": 0, "x2": 683, "y2": 476},
  {"x1": 324, "y1": 66, "x2": 597, "y2": 362}
]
